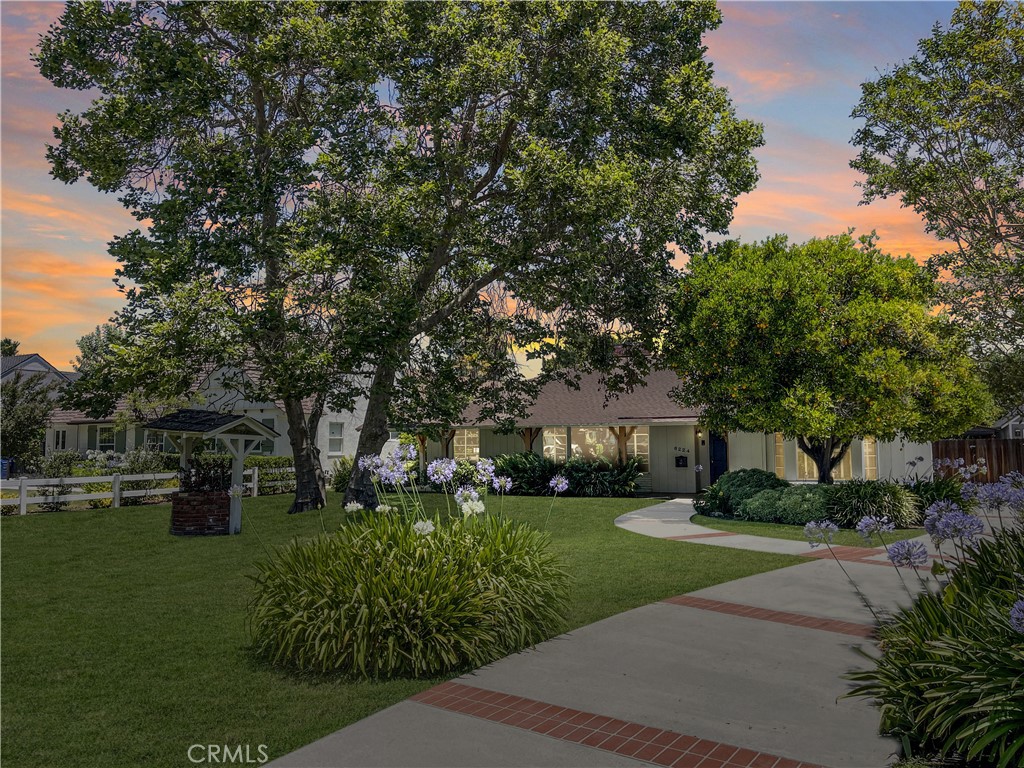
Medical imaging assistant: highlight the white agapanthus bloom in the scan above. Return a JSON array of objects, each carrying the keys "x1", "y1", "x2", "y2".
[
  {"x1": 344, "y1": 501, "x2": 364, "y2": 513},
  {"x1": 413, "y1": 520, "x2": 435, "y2": 536},
  {"x1": 461, "y1": 500, "x2": 485, "y2": 518},
  {"x1": 376, "y1": 504, "x2": 394, "y2": 514}
]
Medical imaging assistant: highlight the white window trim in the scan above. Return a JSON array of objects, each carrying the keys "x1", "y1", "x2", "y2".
[{"x1": 327, "y1": 421, "x2": 345, "y2": 456}]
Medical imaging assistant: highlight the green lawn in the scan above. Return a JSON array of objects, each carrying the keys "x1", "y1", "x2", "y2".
[
  {"x1": 691, "y1": 514, "x2": 925, "y2": 548},
  {"x1": 2, "y1": 493, "x2": 802, "y2": 768}
]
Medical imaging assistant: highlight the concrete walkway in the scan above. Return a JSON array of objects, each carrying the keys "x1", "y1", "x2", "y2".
[{"x1": 270, "y1": 500, "x2": 926, "y2": 768}]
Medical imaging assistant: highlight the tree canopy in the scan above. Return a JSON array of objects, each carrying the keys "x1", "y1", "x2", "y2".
[
  {"x1": 0, "y1": 372, "x2": 54, "y2": 473},
  {"x1": 1, "y1": 339, "x2": 21, "y2": 357},
  {"x1": 851, "y1": 0, "x2": 1024, "y2": 416},
  {"x1": 664, "y1": 233, "x2": 994, "y2": 483}
]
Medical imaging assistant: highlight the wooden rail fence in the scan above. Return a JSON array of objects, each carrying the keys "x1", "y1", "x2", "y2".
[{"x1": 0, "y1": 466, "x2": 296, "y2": 514}]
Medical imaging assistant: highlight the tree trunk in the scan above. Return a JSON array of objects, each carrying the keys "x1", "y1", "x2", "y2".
[
  {"x1": 797, "y1": 436, "x2": 851, "y2": 485},
  {"x1": 282, "y1": 396, "x2": 326, "y2": 513},
  {"x1": 344, "y1": 361, "x2": 399, "y2": 509}
]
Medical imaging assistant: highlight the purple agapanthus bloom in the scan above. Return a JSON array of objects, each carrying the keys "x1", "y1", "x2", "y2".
[
  {"x1": 1010, "y1": 600, "x2": 1024, "y2": 635},
  {"x1": 924, "y1": 501, "x2": 984, "y2": 546},
  {"x1": 855, "y1": 515, "x2": 895, "y2": 542},
  {"x1": 804, "y1": 520, "x2": 839, "y2": 548},
  {"x1": 887, "y1": 539, "x2": 929, "y2": 568},
  {"x1": 426, "y1": 458, "x2": 456, "y2": 485},
  {"x1": 694, "y1": 464, "x2": 704, "y2": 474},
  {"x1": 396, "y1": 443, "x2": 419, "y2": 463},
  {"x1": 493, "y1": 475, "x2": 512, "y2": 493},
  {"x1": 454, "y1": 485, "x2": 480, "y2": 506},
  {"x1": 550, "y1": 474, "x2": 569, "y2": 494},
  {"x1": 376, "y1": 457, "x2": 408, "y2": 487},
  {"x1": 358, "y1": 454, "x2": 384, "y2": 481},
  {"x1": 475, "y1": 458, "x2": 496, "y2": 485}
]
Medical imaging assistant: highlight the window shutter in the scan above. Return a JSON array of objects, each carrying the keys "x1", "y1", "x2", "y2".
[
  {"x1": 115, "y1": 429, "x2": 127, "y2": 453},
  {"x1": 87, "y1": 425, "x2": 97, "y2": 450}
]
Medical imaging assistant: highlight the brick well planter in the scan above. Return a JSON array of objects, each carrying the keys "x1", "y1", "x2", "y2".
[{"x1": 170, "y1": 491, "x2": 231, "y2": 536}]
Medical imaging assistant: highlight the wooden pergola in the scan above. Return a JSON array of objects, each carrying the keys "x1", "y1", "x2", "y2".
[{"x1": 143, "y1": 409, "x2": 279, "y2": 534}]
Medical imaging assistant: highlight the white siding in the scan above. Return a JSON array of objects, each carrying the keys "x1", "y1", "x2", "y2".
[
  {"x1": 726, "y1": 431, "x2": 771, "y2": 473},
  {"x1": 648, "y1": 425, "x2": 696, "y2": 494}
]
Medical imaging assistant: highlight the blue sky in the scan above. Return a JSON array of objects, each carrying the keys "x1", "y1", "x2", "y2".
[{"x1": 1, "y1": 1, "x2": 958, "y2": 366}]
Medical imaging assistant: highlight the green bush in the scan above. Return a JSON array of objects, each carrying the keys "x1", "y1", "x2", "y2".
[
  {"x1": 903, "y1": 476, "x2": 972, "y2": 512},
  {"x1": 737, "y1": 484, "x2": 831, "y2": 525},
  {"x1": 493, "y1": 452, "x2": 558, "y2": 495},
  {"x1": 695, "y1": 468, "x2": 790, "y2": 518},
  {"x1": 36, "y1": 451, "x2": 80, "y2": 512},
  {"x1": 825, "y1": 480, "x2": 921, "y2": 528},
  {"x1": 248, "y1": 512, "x2": 570, "y2": 678},
  {"x1": 848, "y1": 526, "x2": 1024, "y2": 766},
  {"x1": 562, "y1": 456, "x2": 644, "y2": 497},
  {"x1": 331, "y1": 455, "x2": 354, "y2": 493}
]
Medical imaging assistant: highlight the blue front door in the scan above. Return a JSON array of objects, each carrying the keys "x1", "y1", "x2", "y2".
[{"x1": 709, "y1": 433, "x2": 728, "y2": 484}]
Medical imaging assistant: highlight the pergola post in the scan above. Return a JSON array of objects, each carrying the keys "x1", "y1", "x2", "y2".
[{"x1": 219, "y1": 435, "x2": 263, "y2": 535}]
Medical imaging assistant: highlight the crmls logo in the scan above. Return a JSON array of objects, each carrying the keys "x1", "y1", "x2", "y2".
[{"x1": 187, "y1": 744, "x2": 269, "y2": 764}]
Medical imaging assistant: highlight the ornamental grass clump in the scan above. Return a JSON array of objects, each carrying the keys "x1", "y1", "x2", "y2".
[
  {"x1": 248, "y1": 511, "x2": 570, "y2": 679},
  {"x1": 824, "y1": 479, "x2": 921, "y2": 528}
]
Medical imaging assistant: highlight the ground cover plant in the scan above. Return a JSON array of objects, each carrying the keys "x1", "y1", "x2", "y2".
[{"x1": 2, "y1": 489, "x2": 801, "y2": 767}]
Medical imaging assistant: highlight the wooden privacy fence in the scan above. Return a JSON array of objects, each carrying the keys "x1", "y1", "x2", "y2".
[
  {"x1": 932, "y1": 438, "x2": 1024, "y2": 479},
  {"x1": 0, "y1": 466, "x2": 296, "y2": 515}
]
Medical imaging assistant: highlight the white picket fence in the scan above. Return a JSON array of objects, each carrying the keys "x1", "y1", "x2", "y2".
[{"x1": 0, "y1": 466, "x2": 296, "y2": 514}]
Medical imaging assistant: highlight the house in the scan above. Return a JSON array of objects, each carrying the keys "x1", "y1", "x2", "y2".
[
  {"x1": 1, "y1": 353, "x2": 74, "y2": 389},
  {"x1": 39, "y1": 359, "x2": 365, "y2": 472},
  {"x1": 416, "y1": 370, "x2": 933, "y2": 494}
]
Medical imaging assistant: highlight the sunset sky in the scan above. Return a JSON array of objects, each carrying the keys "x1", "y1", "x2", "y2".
[{"x1": 1, "y1": 1, "x2": 957, "y2": 368}]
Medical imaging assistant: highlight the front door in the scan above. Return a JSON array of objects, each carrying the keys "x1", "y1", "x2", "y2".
[{"x1": 709, "y1": 433, "x2": 728, "y2": 484}]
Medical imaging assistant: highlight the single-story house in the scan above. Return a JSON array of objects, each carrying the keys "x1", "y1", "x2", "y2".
[
  {"x1": 42, "y1": 362, "x2": 366, "y2": 472},
  {"x1": 418, "y1": 370, "x2": 933, "y2": 494}
]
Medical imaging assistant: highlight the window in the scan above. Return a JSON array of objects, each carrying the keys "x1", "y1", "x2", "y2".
[
  {"x1": 260, "y1": 418, "x2": 276, "y2": 455},
  {"x1": 328, "y1": 422, "x2": 344, "y2": 455},
  {"x1": 53, "y1": 429, "x2": 67, "y2": 451},
  {"x1": 452, "y1": 428, "x2": 479, "y2": 461},
  {"x1": 863, "y1": 437, "x2": 878, "y2": 480},
  {"x1": 569, "y1": 426, "x2": 649, "y2": 468},
  {"x1": 542, "y1": 427, "x2": 567, "y2": 464},
  {"x1": 98, "y1": 426, "x2": 115, "y2": 451}
]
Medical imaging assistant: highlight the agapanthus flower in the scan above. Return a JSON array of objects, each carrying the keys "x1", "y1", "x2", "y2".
[
  {"x1": 694, "y1": 464, "x2": 704, "y2": 474},
  {"x1": 454, "y1": 486, "x2": 480, "y2": 506},
  {"x1": 493, "y1": 475, "x2": 512, "y2": 493},
  {"x1": 376, "y1": 504, "x2": 394, "y2": 514},
  {"x1": 461, "y1": 500, "x2": 485, "y2": 518},
  {"x1": 887, "y1": 539, "x2": 929, "y2": 568},
  {"x1": 396, "y1": 443, "x2": 419, "y2": 463},
  {"x1": 475, "y1": 458, "x2": 496, "y2": 485},
  {"x1": 804, "y1": 520, "x2": 839, "y2": 548},
  {"x1": 550, "y1": 475, "x2": 569, "y2": 494},
  {"x1": 376, "y1": 457, "x2": 408, "y2": 487},
  {"x1": 1010, "y1": 599, "x2": 1024, "y2": 635},
  {"x1": 229, "y1": 484, "x2": 247, "y2": 499},
  {"x1": 358, "y1": 454, "x2": 384, "y2": 480},
  {"x1": 924, "y1": 501, "x2": 984, "y2": 546},
  {"x1": 413, "y1": 520, "x2": 435, "y2": 536},
  {"x1": 855, "y1": 515, "x2": 895, "y2": 542},
  {"x1": 344, "y1": 501, "x2": 363, "y2": 513},
  {"x1": 426, "y1": 458, "x2": 457, "y2": 485}
]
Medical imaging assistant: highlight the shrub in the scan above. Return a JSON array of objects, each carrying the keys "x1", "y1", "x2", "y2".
[
  {"x1": 737, "y1": 484, "x2": 831, "y2": 525},
  {"x1": 248, "y1": 512, "x2": 570, "y2": 678},
  {"x1": 825, "y1": 480, "x2": 921, "y2": 528},
  {"x1": 903, "y1": 476, "x2": 972, "y2": 512},
  {"x1": 119, "y1": 448, "x2": 172, "y2": 506},
  {"x1": 331, "y1": 455, "x2": 354, "y2": 493},
  {"x1": 561, "y1": 456, "x2": 644, "y2": 497},
  {"x1": 493, "y1": 452, "x2": 558, "y2": 495},
  {"x1": 695, "y1": 468, "x2": 789, "y2": 518},
  {"x1": 847, "y1": 526, "x2": 1024, "y2": 766},
  {"x1": 36, "y1": 450, "x2": 80, "y2": 512}
]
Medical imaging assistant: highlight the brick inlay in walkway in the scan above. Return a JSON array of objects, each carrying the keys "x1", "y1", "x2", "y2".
[
  {"x1": 411, "y1": 681, "x2": 823, "y2": 768},
  {"x1": 666, "y1": 532, "x2": 740, "y2": 540},
  {"x1": 661, "y1": 595, "x2": 875, "y2": 638}
]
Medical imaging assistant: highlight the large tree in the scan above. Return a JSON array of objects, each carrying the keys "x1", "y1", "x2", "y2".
[
  {"x1": 851, "y1": 0, "x2": 1024, "y2": 416},
  {"x1": 37, "y1": 1, "x2": 378, "y2": 511},
  {"x1": 1, "y1": 339, "x2": 21, "y2": 357},
  {"x1": 664, "y1": 233, "x2": 994, "y2": 483},
  {"x1": 0, "y1": 372, "x2": 54, "y2": 473},
  {"x1": 305, "y1": 0, "x2": 763, "y2": 505}
]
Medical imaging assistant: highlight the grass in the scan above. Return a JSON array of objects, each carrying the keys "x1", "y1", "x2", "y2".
[
  {"x1": 3, "y1": 492, "x2": 802, "y2": 768},
  {"x1": 691, "y1": 514, "x2": 925, "y2": 548}
]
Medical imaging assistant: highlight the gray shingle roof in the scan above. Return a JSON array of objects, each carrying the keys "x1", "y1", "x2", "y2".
[
  {"x1": 463, "y1": 369, "x2": 701, "y2": 427},
  {"x1": 144, "y1": 409, "x2": 250, "y2": 434}
]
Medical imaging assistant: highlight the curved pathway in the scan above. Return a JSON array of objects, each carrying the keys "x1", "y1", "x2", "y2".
[{"x1": 270, "y1": 500, "x2": 926, "y2": 768}]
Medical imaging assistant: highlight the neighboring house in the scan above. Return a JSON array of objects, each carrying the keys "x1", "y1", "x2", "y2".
[
  {"x1": 1, "y1": 353, "x2": 73, "y2": 389},
  {"x1": 44, "y1": 363, "x2": 366, "y2": 473},
  {"x1": 417, "y1": 370, "x2": 933, "y2": 495},
  {"x1": 995, "y1": 411, "x2": 1024, "y2": 439}
]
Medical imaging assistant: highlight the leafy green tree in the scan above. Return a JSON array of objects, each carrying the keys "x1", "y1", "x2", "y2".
[
  {"x1": 36, "y1": 2, "x2": 378, "y2": 511},
  {"x1": 851, "y1": 0, "x2": 1024, "y2": 416},
  {"x1": 1, "y1": 339, "x2": 21, "y2": 357},
  {"x1": 665, "y1": 233, "x2": 994, "y2": 483},
  {"x1": 304, "y1": 1, "x2": 763, "y2": 505},
  {"x1": 0, "y1": 372, "x2": 54, "y2": 473}
]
